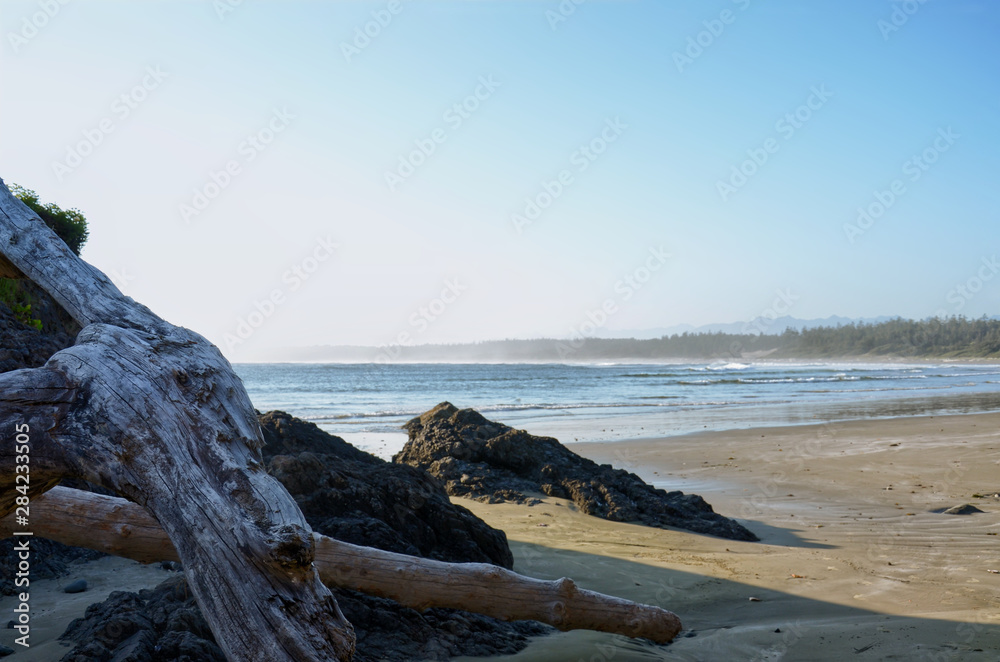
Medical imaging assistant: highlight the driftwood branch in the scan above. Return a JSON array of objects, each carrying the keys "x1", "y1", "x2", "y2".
[
  {"x1": 1, "y1": 487, "x2": 683, "y2": 643},
  {"x1": 0, "y1": 179, "x2": 355, "y2": 661}
]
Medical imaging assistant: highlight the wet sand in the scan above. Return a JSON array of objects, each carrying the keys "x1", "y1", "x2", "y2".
[
  {"x1": 455, "y1": 411, "x2": 1000, "y2": 661},
  {"x1": 0, "y1": 556, "x2": 174, "y2": 660}
]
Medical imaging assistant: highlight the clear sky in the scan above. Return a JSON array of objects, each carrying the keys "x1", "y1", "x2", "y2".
[{"x1": 1, "y1": 0, "x2": 997, "y2": 360}]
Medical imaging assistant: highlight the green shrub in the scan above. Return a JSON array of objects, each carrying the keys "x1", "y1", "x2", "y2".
[
  {"x1": 9, "y1": 183, "x2": 89, "y2": 255},
  {"x1": 0, "y1": 279, "x2": 42, "y2": 330},
  {"x1": 1, "y1": 184, "x2": 90, "y2": 331}
]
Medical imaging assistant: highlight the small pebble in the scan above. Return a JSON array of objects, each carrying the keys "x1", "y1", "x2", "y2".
[
  {"x1": 749, "y1": 597, "x2": 761, "y2": 602},
  {"x1": 63, "y1": 579, "x2": 87, "y2": 594}
]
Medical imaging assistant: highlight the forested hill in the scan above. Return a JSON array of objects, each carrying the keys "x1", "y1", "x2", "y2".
[{"x1": 295, "y1": 317, "x2": 1000, "y2": 363}]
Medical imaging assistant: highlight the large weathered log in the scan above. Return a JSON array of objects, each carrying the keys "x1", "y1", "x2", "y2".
[
  {"x1": 0, "y1": 179, "x2": 355, "y2": 661},
  {"x1": 1, "y1": 487, "x2": 683, "y2": 643}
]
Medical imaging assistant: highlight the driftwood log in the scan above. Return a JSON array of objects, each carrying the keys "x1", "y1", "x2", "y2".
[
  {"x1": 0, "y1": 178, "x2": 682, "y2": 659},
  {"x1": 1, "y1": 487, "x2": 682, "y2": 643}
]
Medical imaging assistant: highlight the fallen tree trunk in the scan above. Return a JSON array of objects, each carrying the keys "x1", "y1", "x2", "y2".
[{"x1": 1, "y1": 487, "x2": 683, "y2": 644}]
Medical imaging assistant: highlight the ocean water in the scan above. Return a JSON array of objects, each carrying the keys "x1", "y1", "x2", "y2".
[{"x1": 233, "y1": 361, "x2": 1000, "y2": 458}]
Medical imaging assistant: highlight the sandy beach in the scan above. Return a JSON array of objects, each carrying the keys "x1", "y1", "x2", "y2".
[
  {"x1": 3, "y1": 412, "x2": 998, "y2": 660},
  {"x1": 454, "y1": 411, "x2": 1000, "y2": 661},
  {"x1": 0, "y1": 557, "x2": 175, "y2": 660}
]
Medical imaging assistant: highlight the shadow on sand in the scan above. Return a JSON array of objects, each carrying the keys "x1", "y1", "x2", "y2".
[
  {"x1": 451, "y1": 541, "x2": 999, "y2": 662},
  {"x1": 736, "y1": 519, "x2": 837, "y2": 550}
]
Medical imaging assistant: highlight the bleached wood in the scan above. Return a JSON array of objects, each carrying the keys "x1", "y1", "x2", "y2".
[
  {"x1": 2, "y1": 487, "x2": 683, "y2": 644},
  {"x1": 0, "y1": 179, "x2": 355, "y2": 662}
]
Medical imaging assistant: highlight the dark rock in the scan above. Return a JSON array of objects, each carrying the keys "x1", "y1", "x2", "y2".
[
  {"x1": 0, "y1": 643, "x2": 12, "y2": 656},
  {"x1": 59, "y1": 576, "x2": 548, "y2": 662},
  {"x1": 259, "y1": 410, "x2": 513, "y2": 568},
  {"x1": 939, "y1": 503, "x2": 985, "y2": 515},
  {"x1": 63, "y1": 579, "x2": 88, "y2": 594},
  {"x1": 107, "y1": 630, "x2": 156, "y2": 662},
  {"x1": 5, "y1": 620, "x2": 12, "y2": 629},
  {"x1": 395, "y1": 402, "x2": 758, "y2": 542},
  {"x1": 0, "y1": 281, "x2": 78, "y2": 375},
  {"x1": 333, "y1": 587, "x2": 548, "y2": 661},
  {"x1": 59, "y1": 577, "x2": 226, "y2": 662}
]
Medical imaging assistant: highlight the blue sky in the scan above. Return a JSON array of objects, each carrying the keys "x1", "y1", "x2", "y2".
[{"x1": 1, "y1": 0, "x2": 997, "y2": 359}]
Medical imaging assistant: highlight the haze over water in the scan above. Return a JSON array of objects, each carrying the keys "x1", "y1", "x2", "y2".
[{"x1": 235, "y1": 361, "x2": 1000, "y2": 457}]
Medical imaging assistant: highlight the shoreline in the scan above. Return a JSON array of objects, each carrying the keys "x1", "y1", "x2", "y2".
[
  {"x1": 3, "y1": 410, "x2": 998, "y2": 660},
  {"x1": 456, "y1": 410, "x2": 1000, "y2": 660},
  {"x1": 339, "y1": 391, "x2": 1000, "y2": 460},
  {"x1": 233, "y1": 356, "x2": 1000, "y2": 366}
]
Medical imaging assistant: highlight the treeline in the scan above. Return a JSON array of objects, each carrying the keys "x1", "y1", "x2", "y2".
[
  {"x1": 300, "y1": 317, "x2": 1000, "y2": 362},
  {"x1": 783, "y1": 317, "x2": 1000, "y2": 358}
]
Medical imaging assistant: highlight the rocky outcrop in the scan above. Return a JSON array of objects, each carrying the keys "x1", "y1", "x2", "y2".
[
  {"x1": 59, "y1": 576, "x2": 227, "y2": 662},
  {"x1": 56, "y1": 412, "x2": 549, "y2": 661},
  {"x1": 395, "y1": 402, "x2": 758, "y2": 542},
  {"x1": 58, "y1": 573, "x2": 548, "y2": 662},
  {"x1": 0, "y1": 282, "x2": 78, "y2": 374},
  {"x1": 258, "y1": 410, "x2": 513, "y2": 567}
]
